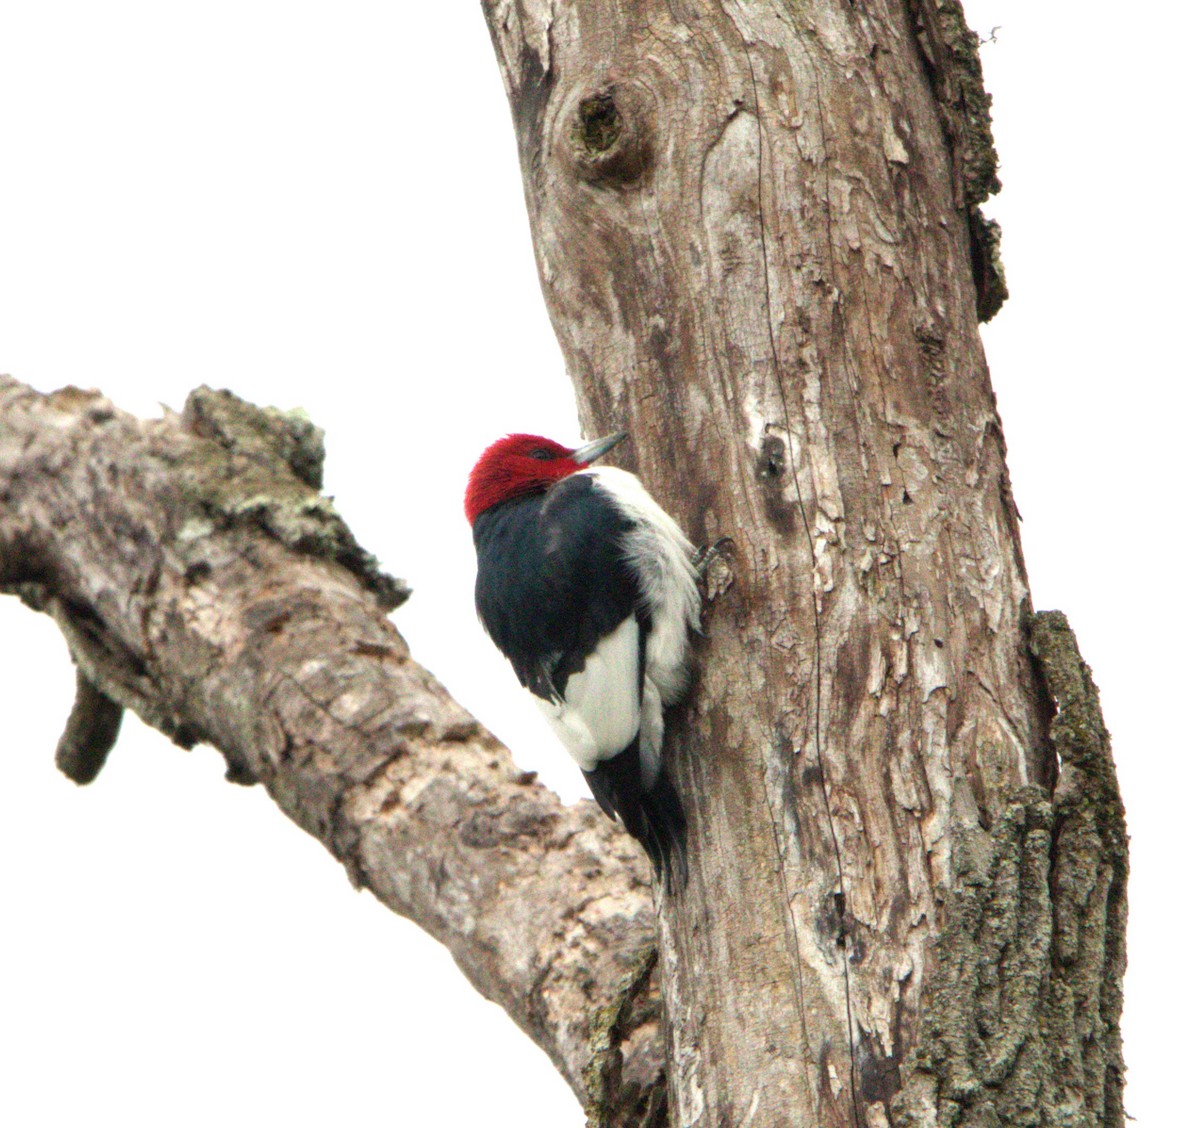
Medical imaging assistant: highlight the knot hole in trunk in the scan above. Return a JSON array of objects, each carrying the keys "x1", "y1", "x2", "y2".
[{"x1": 568, "y1": 86, "x2": 653, "y2": 187}]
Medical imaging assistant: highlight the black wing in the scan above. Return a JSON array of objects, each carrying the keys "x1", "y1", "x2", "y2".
[{"x1": 473, "y1": 474, "x2": 640, "y2": 701}]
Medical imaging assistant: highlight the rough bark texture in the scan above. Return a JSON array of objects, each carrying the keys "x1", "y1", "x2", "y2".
[
  {"x1": 0, "y1": 377, "x2": 666, "y2": 1116},
  {"x1": 481, "y1": 0, "x2": 1123, "y2": 1125},
  {"x1": 892, "y1": 613, "x2": 1126, "y2": 1128}
]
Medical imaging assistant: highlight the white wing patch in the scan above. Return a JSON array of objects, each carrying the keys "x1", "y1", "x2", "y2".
[
  {"x1": 585, "y1": 466, "x2": 700, "y2": 706},
  {"x1": 534, "y1": 614, "x2": 641, "y2": 772}
]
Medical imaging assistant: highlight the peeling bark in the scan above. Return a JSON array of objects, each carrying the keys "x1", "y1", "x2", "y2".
[
  {"x1": 0, "y1": 377, "x2": 664, "y2": 1120},
  {"x1": 480, "y1": 0, "x2": 1122, "y2": 1124}
]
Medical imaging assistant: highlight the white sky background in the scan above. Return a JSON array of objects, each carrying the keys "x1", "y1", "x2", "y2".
[{"x1": 0, "y1": 3, "x2": 1193, "y2": 1124}]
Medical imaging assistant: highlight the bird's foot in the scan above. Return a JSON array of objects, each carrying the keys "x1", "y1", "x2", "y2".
[
  {"x1": 692, "y1": 537, "x2": 734, "y2": 633},
  {"x1": 693, "y1": 536, "x2": 733, "y2": 577}
]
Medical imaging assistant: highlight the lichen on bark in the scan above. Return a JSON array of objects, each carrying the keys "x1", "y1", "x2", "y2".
[
  {"x1": 891, "y1": 612, "x2": 1126, "y2": 1127},
  {"x1": 969, "y1": 210, "x2": 1009, "y2": 324},
  {"x1": 585, "y1": 944, "x2": 668, "y2": 1128},
  {"x1": 904, "y1": 0, "x2": 1000, "y2": 207},
  {"x1": 178, "y1": 385, "x2": 408, "y2": 611}
]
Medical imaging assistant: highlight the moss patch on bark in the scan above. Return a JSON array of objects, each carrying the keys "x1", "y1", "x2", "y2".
[{"x1": 891, "y1": 612, "x2": 1126, "y2": 1127}]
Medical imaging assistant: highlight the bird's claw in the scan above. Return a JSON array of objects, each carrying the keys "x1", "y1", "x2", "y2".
[
  {"x1": 693, "y1": 537, "x2": 734, "y2": 633},
  {"x1": 693, "y1": 536, "x2": 734, "y2": 577}
]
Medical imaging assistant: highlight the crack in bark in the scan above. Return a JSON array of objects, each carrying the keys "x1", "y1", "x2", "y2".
[{"x1": 740, "y1": 31, "x2": 866, "y2": 1128}]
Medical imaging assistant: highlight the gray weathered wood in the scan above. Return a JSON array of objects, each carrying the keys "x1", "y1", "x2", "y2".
[{"x1": 0, "y1": 377, "x2": 665, "y2": 1119}]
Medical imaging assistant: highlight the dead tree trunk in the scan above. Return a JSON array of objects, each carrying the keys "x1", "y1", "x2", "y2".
[{"x1": 481, "y1": 0, "x2": 1125, "y2": 1125}]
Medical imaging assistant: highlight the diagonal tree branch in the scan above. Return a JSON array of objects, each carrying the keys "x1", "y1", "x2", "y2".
[{"x1": 0, "y1": 375, "x2": 666, "y2": 1123}]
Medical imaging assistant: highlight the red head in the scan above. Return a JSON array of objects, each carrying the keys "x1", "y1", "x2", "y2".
[{"x1": 465, "y1": 431, "x2": 626, "y2": 524}]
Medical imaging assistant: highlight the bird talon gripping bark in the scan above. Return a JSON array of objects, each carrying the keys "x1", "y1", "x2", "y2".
[
  {"x1": 465, "y1": 430, "x2": 701, "y2": 892},
  {"x1": 692, "y1": 535, "x2": 734, "y2": 577}
]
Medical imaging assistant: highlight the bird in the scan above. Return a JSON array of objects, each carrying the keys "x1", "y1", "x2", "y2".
[{"x1": 465, "y1": 430, "x2": 701, "y2": 891}]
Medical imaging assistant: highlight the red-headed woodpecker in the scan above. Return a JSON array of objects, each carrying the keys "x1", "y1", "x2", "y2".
[{"x1": 465, "y1": 431, "x2": 700, "y2": 891}]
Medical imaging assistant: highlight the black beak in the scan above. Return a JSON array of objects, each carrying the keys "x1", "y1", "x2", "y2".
[{"x1": 570, "y1": 431, "x2": 627, "y2": 465}]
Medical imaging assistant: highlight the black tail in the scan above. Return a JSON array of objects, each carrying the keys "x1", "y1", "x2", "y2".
[{"x1": 583, "y1": 743, "x2": 689, "y2": 893}]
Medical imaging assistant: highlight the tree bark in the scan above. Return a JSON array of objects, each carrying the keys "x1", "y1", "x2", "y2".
[
  {"x1": 0, "y1": 377, "x2": 666, "y2": 1118},
  {"x1": 480, "y1": 0, "x2": 1124, "y2": 1125}
]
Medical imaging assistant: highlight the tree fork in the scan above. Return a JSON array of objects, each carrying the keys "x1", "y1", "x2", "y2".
[
  {"x1": 481, "y1": 0, "x2": 1123, "y2": 1124},
  {"x1": 0, "y1": 372, "x2": 1125, "y2": 1125}
]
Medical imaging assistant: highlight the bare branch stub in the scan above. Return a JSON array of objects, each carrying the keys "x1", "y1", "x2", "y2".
[{"x1": 55, "y1": 669, "x2": 124, "y2": 785}]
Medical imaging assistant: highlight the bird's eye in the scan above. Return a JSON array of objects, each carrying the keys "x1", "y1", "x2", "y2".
[{"x1": 529, "y1": 448, "x2": 555, "y2": 461}]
